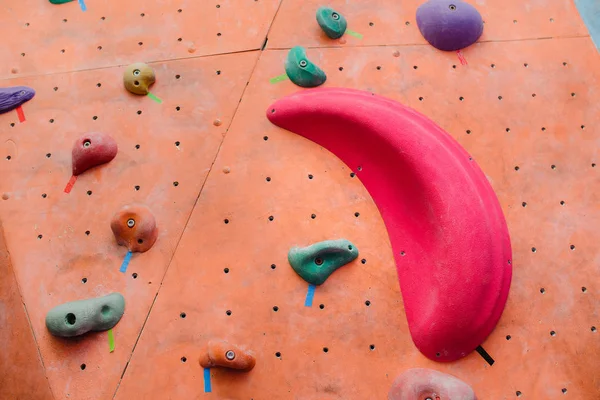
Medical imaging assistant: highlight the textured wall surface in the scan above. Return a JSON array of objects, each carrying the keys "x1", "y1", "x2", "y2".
[{"x1": 0, "y1": 1, "x2": 599, "y2": 399}]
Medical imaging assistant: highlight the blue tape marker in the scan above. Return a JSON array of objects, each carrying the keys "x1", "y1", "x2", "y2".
[
  {"x1": 203, "y1": 368, "x2": 212, "y2": 392},
  {"x1": 119, "y1": 251, "x2": 132, "y2": 273},
  {"x1": 78, "y1": 0, "x2": 87, "y2": 11},
  {"x1": 575, "y1": 0, "x2": 600, "y2": 50},
  {"x1": 304, "y1": 284, "x2": 316, "y2": 307}
]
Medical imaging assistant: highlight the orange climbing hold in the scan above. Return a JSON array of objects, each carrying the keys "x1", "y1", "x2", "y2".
[
  {"x1": 110, "y1": 204, "x2": 158, "y2": 253},
  {"x1": 199, "y1": 340, "x2": 256, "y2": 372}
]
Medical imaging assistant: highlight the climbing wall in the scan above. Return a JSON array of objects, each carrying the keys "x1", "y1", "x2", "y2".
[{"x1": 0, "y1": 1, "x2": 598, "y2": 399}]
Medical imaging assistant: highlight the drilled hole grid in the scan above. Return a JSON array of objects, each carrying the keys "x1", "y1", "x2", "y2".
[{"x1": 0, "y1": 5, "x2": 598, "y2": 400}]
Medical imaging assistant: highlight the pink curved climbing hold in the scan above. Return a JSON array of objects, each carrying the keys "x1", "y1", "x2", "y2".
[
  {"x1": 266, "y1": 88, "x2": 512, "y2": 362},
  {"x1": 388, "y1": 368, "x2": 476, "y2": 399}
]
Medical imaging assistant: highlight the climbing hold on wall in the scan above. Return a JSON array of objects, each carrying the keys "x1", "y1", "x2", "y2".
[
  {"x1": 267, "y1": 88, "x2": 512, "y2": 362},
  {"x1": 288, "y1": 239, "x2": 359, "y2": 286},
  {"x1": 123, "y1": 63, "x2": 156, "y2": 95},
  {"x1": 0, "y1": 86, "x2": 35, "y2": 114},
  {"x1": 388, "y1": 368, "x2": 476, "y2": 400},
  {"x1": 285, "y1": 46, "x2": 327, "y2": 88},
  {"x1": 45, "y1": 293, "x2": 125, "y2": 337},
  {"x1": 72, "y1": 132, "x2": 118, "y2": 176},
  {"x1": 416, "y1": 0, "x2": 483, "y2": 51},
  {"x1": 199, "y1": 340, "x2": 256, "y2": 372},
  {"x1": 316, "y1": 6, "x2": 348, "y2": 39},
  {"x1": 111, "y1": 204, "x2": 158, "y2": 253}
]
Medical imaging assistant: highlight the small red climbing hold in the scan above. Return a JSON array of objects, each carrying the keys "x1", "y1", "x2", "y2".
[{"x1": 71, "y1": 132, "x2": 118, "y2": 176}]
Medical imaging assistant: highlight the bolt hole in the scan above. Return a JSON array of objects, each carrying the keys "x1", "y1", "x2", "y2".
[
  {"x1": 180, "y1": 312, "x2": 186, "y2": 318},
  {"x1": 137, "y1": 110, "x2": 142, "y2": 114},
  {"x1": 273, "y1": 306, "x2": 279, "y2": 312},
  {"x1": 491, "y1": 64, "x2": 495, "y2": 68},
  {"x1": 540, "y1": 288, "x2": 546, "y2": 294},
  {"x1": 319, "y1": 304, "x2": 325, "y2": 309},
  {"x1": 354, "y1": 212, "x2": 360, "y2": 217},
  {"x1": 524, "y1": 63, "x2": 528, "y2": 67},
  {"x1": 560, "y1": 201, "x2": 565, "y2": 205},
  {"x1": 137, "y1": 239, "x2": 143, "y2": 244},
  {"x1": 369, "y1": 344, "x2": 375, "y2": 350},
  {"x1": 369, "y1": 22, "x2": 374, "y2": 26},
  {"x1": 522, "y1": 202, "x2": 527, "y2": 207},
  {"x1": 173, "y1": 181, "x2": 179, "y2": 187},
  {"x1": 506, "y1": 335, "x2": 511, "y2": 340},
  {"x1": 42, "y1": 193, "x2": 47, "y2": 198},
  {"x1": 516, "y1": 391, "x2": 522, "y2": 397},
  {"x1": 266, "y1": 177, "x2": 271, "y2": 182},
  {"x1": 226, "y1": 310, "x2": 232, "y2": 316},
  {"x1": 224, "y1": 267, "x2": 229, "y2": 274},
  {"x1": 175, "y1": 74, "x2": 181, "y2": 79},
  {"x1": 498, "y1": 95, "x2": 503, "y2": 100},
  {"x1": 271, "y1": 264, "x2": 276, "y2": 270},
  {"x1": 97, "y1": 83, "x2": 101, "y2": 87},
  {"x1": 135, "y1": 144, "x2": 140, "y2": 149},
  {"x1": 80, "y1": 364, "x2": 86, "y2": 370},
  {"x1": 263, "y1": 136, "x2": 269, "y2": 141},
  {"x1": 570, "y1": 244, "x2": 575, "y2": 250},
  {"x1": 176, "y1": 106, "x2": 181, "y2": 111},
  {"x1": 132, "y1": 273, "x2": 138, "y2": 279},
  {"x1": 582, "y1": 287, "x2": 587, "y2": 292},
  {"x1": 350, "y1": 172, "x2": 355, "y2": 178},
  {"x1": 65, "y1": 313, "x2": 77, "y2": 326},
  {"x1": 311, "y1": 214, "x2": 316, "y2": 219},
  {"x1": 97, "y1": 46, "x2": 102, "y2": 50},
  {"x1": 134, "y1": 185, "x2": 140, "y2": 191},
  {"x1": 275, "y1": 352, "x2": 281, "y2": 358},
  {"x1": 181, "y1": 356, "x2": 187, "y2": 362},
  {"x1": 551, "y1": 164, "x2": 556, "y2": 169},
  {"x1": 82, "y1": 278, "x2": 87, "y2": 283},
  {"x1": 413, "y1": 65, "x2": 418, "y2": 70},
  {"x1": 216, "y1": 70, "x2": 221, "y2": 75},
  {"x1": 268, "y1": 216, "x2": 274, "y2": 221},
  {"x1": 308, "y1": 174, "x2": 314, "y2": 179},
  {"x1": 85, "y1": 230, "x2": 90, "y2": 235},
  {"x1": 436, "y1": 352, "x2": 441, "y2": 357},
  {"x1": 87, "y1": 190, "x2": 92, "y2": 196},
  {"x1": 92, "y1": 116, "x2": 98, "y2": 120},
  {"x1": 224, "y1": 219, "x2": 230, "y2": 224},
  {"x1": 452, "y1": 65, "x2": 456, "y2": 69},
  {"x1": 49, "y1": 119, "x2": 54, "y2": 123},
  {"x1": 217, "y1": 32, "x2": 222, "y2": 36},
  {"x1": 466, "y1": 130, "x2": 471, "y2": 134},
  {"x1": 531, "y1": 247, "x2": 537, "y2": 253},
  {"x1": 376, "y1": 66, "x2": 381, "y2": 70},
  {"x1": 550, "y1": 330, "x2": 556, "y2": 336},
  {"x1": 419, "y1": 97, "x2": 424, "y2": 101},
  {"x1": 339, "y1": 67, "x2": 344, "y2": 71},
  {"x1": 515, "y1": 166, "x2": 520, "y2": 171},
  {"x1": 361, "y1": 259, "x2": 366, "y2": 264},
  {"x1": 591, "y1": 326, "x2": 597, "y2": 332},
  {"x1": 38, "y1": 234, "x2": 43, "y2": 239},
  {"x1": 323, "y1": 347, "x2": 329, "y2": 353},
  {"x1": 365, "y1": 300, "x2": 371, "y2": 306},
  {"x1": 138, "y1": 42, "x2": 143, "y2": 46},
  {"x1": 459, "y1": 96, "x2": 464, "y2": 101},
  {"x1": 6, "y1": 156, "x2": 11, "y2": 160}
]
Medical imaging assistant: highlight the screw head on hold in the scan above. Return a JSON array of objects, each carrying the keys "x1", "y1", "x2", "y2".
[
  {"x1": 83, "y1": 140, "x2": 91, "y2": 148},
  {"x1": 133, "y1": 69, "x2": 141, "y2": 76},
  {"x1": 332, "y1": 12, "x2": 340, "y2": 20},
  {"x1": 225, "y1": 350, "x2": 235, "y2": 360},
  {"x1": 299, "y1": 60, "x2": 308, "y2": 68},
  {"x1": 127, "y1": 218, "x2": 135, "y2": 228}
]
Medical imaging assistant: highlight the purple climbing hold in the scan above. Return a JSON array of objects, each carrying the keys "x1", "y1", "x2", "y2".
[
  {"x1": 0, "y1": 86, "x2": 35, "y2": 114},
  {"x1": 416, "y1": 0, "x2": 483, "y2": 51}
]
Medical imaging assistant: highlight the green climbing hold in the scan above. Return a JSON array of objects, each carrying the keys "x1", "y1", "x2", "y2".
[
  {"x1": 288, "y1": 239, "x2": 359, "y2": 285},
  {"x1": 49, "y1": 0, "x2": 74, "y2": 3},
  {"x1": 45, "y1": 293, "x2": 125, "y2": 337},
  {"x1": 285, "y1": 46, "x2": 327, "y2": 88},
  {"x1": 316, "y1": 6, "x2": 348, "y2": 39}
]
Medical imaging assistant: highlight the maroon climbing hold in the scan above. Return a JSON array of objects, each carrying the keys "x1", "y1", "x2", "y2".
[
  {"x1": 72, "y1": 132, "x2": 118, "y2": 176},
  {"x1": 0, "y1": 86, "x2": 35, "y2": 114},
  {"x1": 388, "y1": 368, "x2": 476, "y2": 400},
  {"x1": 416, "y1": 0, "x2": 483, "y2": 51}
]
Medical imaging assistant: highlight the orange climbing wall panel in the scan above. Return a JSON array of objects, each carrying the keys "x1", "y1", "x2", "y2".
[{"x1": 1, "y1": 1, "x2": 599, "y2": 399}]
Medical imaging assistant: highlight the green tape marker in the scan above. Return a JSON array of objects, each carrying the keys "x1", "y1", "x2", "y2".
[
  {"x1": 147, "y1": 92, "x2": 162, "y2": 103},
  {"x1": 345, "y1": 29, "x2": 363, "y2": 39},
  {"x1": 108, "y1": 329, "x2": 115, "y2": 353},
  {"x1": 270, "y1": 74, "x2": 289, "y2": 84}
]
